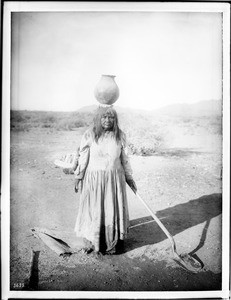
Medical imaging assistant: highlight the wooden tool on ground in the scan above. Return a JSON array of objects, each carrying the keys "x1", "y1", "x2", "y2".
[{"x1": 133, "y1": 190, "x2": 203, "y2": 273}]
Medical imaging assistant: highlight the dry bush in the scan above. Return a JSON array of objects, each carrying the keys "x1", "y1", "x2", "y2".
[
  {"x1": 10, "y1": 110, "x2": 93, "y2": 131},
  {"x1": 176, "y1": 115, "x2": 222, "y2": 136},
  {"x1": 11, "y1": 122, "x2": 31, "y2": 132},
  {"x1": 118, "y1": 112, "x2": 168, "y2": 156},
  {"x1": 54, "y1": 118, "x2": 87, "y2": 131}
]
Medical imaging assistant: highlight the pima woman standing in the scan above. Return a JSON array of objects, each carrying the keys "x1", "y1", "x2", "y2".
[{"x1": 74, "y1": 106, "x2": 137, "y2": 254}]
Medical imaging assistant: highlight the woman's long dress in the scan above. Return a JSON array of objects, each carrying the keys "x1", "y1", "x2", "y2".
[{"x1": 74, "y1": 129, "x2": 133, "y2": 252}]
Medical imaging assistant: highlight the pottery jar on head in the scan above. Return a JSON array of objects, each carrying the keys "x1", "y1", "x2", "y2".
[{"x1": 94, "y1": 75, "x2": 120, "y2": 105}]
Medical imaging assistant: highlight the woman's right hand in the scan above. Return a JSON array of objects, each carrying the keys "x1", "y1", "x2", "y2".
[
  {"x1": 126, "y1": 178, "x2": 137, "y2": 193},
  {"x1": 74, "y1": 178, "x2": 82, "y2": 193}
]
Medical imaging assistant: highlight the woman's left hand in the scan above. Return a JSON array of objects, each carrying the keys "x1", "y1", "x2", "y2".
[
  {"x1": 126, "y1": 178, "x2": 137, "y2": 193},
  {"x1": 74, "y1": 178, "x2": 82, "y2": 193}
]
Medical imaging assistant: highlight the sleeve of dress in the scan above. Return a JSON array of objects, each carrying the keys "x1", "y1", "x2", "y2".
[
  {"x1": 71, "y1": 147, "x2": 80, "y2": 171},
  {"x1": 74, "y1": 129, "x2": 92, "y2": 179},
  {"x1": 120, "y1": 131, "x2": 134, "y2": 180}
]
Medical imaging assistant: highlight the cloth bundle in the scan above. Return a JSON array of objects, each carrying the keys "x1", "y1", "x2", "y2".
[{"x1": 31, "y1": 227, "x2": 92, "y2": 256}]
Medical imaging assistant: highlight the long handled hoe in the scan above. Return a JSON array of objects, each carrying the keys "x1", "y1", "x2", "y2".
[{"x1": 133, "y1": 191, "x2": 203, "y2": 273}]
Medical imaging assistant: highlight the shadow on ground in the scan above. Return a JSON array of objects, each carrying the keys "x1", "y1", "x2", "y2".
[{"x1": 126, "y1": 193, "x2": 222, "y2": 252}]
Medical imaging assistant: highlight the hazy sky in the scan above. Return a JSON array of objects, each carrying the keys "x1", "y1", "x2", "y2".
[{"x1": 11, "y1": 12, "x2": 222, "y2": 111}]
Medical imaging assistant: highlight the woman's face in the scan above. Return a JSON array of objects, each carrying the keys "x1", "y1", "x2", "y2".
[{"x1": 101, "y1": 113, "x2": 114, "y2": 131}]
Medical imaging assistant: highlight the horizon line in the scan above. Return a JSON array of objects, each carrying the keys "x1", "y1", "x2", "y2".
[{"x1": 10, "y1": 99, "x2": 221, "y2": 113}]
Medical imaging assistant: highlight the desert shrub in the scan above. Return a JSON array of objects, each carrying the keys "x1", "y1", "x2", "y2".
[
  {"x1": 54, "y1": 118, "x2": 88, "y2": 131},
  {"x1": 11, "y1": 111, "x2": 32, "y2": 130},
  {"x1": 189, "y1": 115, "x2": 222, "y2": 135},
  {"x1": 10, "y1": 110, "x2": 93, "y2": 131},
  {"x1": 11, "y1": 111, "x2": 25, "y2": 123},
  {"x1": 209, "y1": 116, "x2": 222, "y2": 134},
  {"x1": 41, "y1": 123, "x2": 52, "y2": 128},
  {"x1": 183, "y1": 118, "x2": 192, "y2": 123},
  {"x1": 11, "y1": 122, "x2": 30, "y2": 132},
  {"x1": 127, "y1": 131, "x2": 165, "y2": 155},
  {"x1": 118, "y1": 112, "x2": 167, "y2": 156},
  {"x1": 24, "y1": 114, "x2": 31, "y2": 120},
  {"x1": 73, "y1": 120, "x2": 87, "y2": 128},
  {"x1": 54, "y1": 119, "x2": 72, "y2": 131},
  {"x1": 42, "y1": 115, "x2": 57, "y2": 123}
]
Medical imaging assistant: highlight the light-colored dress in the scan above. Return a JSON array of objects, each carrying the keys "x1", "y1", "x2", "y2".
[{"x1": 74, "y1": 129, "x2": 133, "y2": 252}]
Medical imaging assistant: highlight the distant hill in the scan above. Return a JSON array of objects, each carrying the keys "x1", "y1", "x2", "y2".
[
  {"x1": 77, "y1": 100, "x2": 222, "y2": 117},
  {"x1": 153, "y1": 100, "x2": 222, "y2": 117},
  {"x1": 78, "y1": 105, "x2": 98, "y2": 113}
]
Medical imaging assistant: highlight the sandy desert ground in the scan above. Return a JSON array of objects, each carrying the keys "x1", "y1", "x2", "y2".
[{"x1": 8, "y1": 121, "x2": 223, "y2": 293}]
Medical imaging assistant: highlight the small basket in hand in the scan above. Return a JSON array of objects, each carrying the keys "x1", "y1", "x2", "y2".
[{"x1": 54, "y1": 149, "x2": 79, "y2": 175}]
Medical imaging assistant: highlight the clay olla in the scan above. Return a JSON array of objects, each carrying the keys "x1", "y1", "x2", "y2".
[{"x1": 94, "y1": 75, "x2": 120, "y2": 105}]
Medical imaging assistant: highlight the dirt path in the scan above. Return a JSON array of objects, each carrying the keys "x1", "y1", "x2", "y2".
[{"x1": 9, "y1": 129, "x2": 222, "y2": 291}]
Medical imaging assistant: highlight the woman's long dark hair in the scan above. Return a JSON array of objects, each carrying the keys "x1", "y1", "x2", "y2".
[{"x1": 93, "y1": 106, "x2": 121, "y2": 143}]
